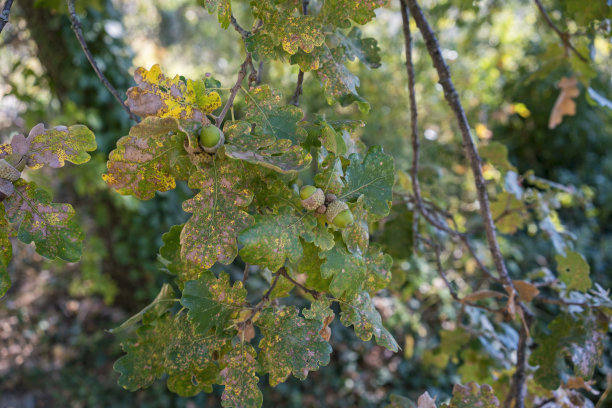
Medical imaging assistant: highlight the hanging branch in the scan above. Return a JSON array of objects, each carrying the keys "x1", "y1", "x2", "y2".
[
  {"x1": 66, "y1": 0, "x2": 140, "y2": 123},
  {"x1": 404, "y1": 1, "x2": 533, "y2": 406},
  {"x1": 533, "y1": 0, "x2": 588, "y2": 63},
  {"x1": 290, "y1": 0, "x2": 309, "y2": 106},
  {"x1": 0, "y1": 0, "x2": 14, "y2": 35},
  {"x1": 399, "y1": 0, "x2": 421, "y2": 247},
  {"x1": 405, "y1": 0, "x2": 516, "y2": 295}
]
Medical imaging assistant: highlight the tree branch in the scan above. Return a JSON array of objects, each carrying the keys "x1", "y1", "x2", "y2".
[
  {"x1": 215, "y1": 52, "x2": 251, "y2": 127},
  {"x1": 533, "y1": 0, "x2": 588, "y2": 63},
  {"x1": 0, "y1": 0, "x2": 14, "y2": 35},
  {"x1": 405, "y1": 0, "x2": 516, "y2": 296},
  {"x1": 405, "y1": 2, "x2": 532, "y2": 405},
  {"x1": 400, "y1": 0, "x2": 421, "y2": 248},
  {"x1": 66, "y1": 0, "x2": 140, "y2": 123}
]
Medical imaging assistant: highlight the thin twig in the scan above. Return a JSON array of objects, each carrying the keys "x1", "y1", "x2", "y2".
[
  {"x1": 0, "y1": 0, "x2": 14, "y2": 35},
  {"x1": 243, "y1": 263, "x2": 250, "y2": 282},
  {"x1": 280, "y1": 268, "x2": 320, "y2": 299},
  {"x1": 216, "y1": 53, "x2": 251, "y2": 127},
  {"x1": 533, "y1": 0, "x2": 588, "y2": 62},
  {"x1": 504, "y1": 320, "x2": 531, "y2": 408},
  {"x1": 400, "y1": 0, "x2": 421, "y2": 248},
  {"x1": 230, "y1": 15, "x2": 249, "y2": 39},
  {"x1": 238, "y1": 270, "x2": 281, "y2": 328},
  {"x1": 256, "y1": 61, "x2": 264, "y2": 84},
  {"x1": 420, "y1": 236, "x2": 503, "y2": 314},
  {"x1": 66, "y1": 0, "x2": 140, "y2": 123}
]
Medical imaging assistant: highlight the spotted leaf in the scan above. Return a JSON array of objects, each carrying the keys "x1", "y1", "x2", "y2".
[
  {"x1": 257, "y1": 306, "x2": 332, "y2": 386},
  {"x1": 239, "y1": 207, "x2": 315, "y2": 272},
  {"x1": 181, "y1": 271, "x2": 247, "y2": 335},
  {"x1": 220, "y1": 343, "x2": 262, "y2": 408},
  {"x1": 126, "y1": 64, "x2": 221, "y2": 120},
  {"x1": 181, "y1": 156, "x2": 253, "y2": 269},
  {"x1": 340, "y1": 291, "x2": 399, "y2": 352},
  {"x1": 103, "y1": 117, "x2": 193, "y2": 200},
  {"x1": 320, "y1": 242, "x2": 366, "y2": 299},
  {"x1": 4, "y1": 180, "x2": 83, "y2": 262},
  {"x1": 24, "y1": 123, "x2": 96, "y2": 169}
]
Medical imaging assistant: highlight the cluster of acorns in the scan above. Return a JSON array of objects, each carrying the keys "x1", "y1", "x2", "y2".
[
  {"x1": 0, "y1": 155, "x2": 26, "y2": 200},
  {"x1": 300, "y1": 185, "x2": 354, "y2": 228}
]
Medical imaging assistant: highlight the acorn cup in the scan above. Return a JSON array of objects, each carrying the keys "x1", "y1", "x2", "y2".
[
  {"x1": 0, "y1": 159, "x2": 21, "y2": 182},
  {"x1": 300, "y1": 186, "x2": 325, "y2": 211},
  {"x1": 325, "y1": 200, "x2": 354, "y2": 228}
]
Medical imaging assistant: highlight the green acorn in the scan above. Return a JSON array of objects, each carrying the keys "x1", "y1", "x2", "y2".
[
  {"x1": 199, "y1": 124, "x2": 225, "y2": 153},
  {"x1": 0, "y1": 159, "x2": 21, "y2": 182},
  {"x1": 326, "y1": 200, "x2": 354, "y2": 228},
  {"x1": 300, "y1": 186, "x2": 325, "y2": 211}
]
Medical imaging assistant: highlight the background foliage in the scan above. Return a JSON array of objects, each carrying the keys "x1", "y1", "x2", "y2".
[{"x1": 0, "y1": 0, "x2": 611, "y2": 407}]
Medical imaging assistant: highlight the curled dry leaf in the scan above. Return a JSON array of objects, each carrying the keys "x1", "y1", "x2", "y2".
[
  {"x1": 549, "y1": 76, "x2": 580, "y2": 129},
  {"x1": 512, "y1": 280, "x2": 540, "y2": 302}
]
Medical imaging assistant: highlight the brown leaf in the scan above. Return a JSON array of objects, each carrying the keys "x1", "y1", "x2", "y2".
[
  {"x1": 319, "y1": 314, "x2": 334, "y2": 342},
  {"x1": 513, "y1": 280, "x2": 540, "y2": 302},
  {"x1": 565, "y1": 377, "x2": 599, "y2": 395},
  {"x1": 548, "y1": 76, "x2": 580, "y2": 129}
]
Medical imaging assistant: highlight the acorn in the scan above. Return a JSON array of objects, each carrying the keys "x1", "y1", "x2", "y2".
[
  {"x1": 300, "y1": 185, "x2": 325, "y2": 211},
  {"x1": 326, "y1": 200, "x2": 354, "y2": 228},
  {"x1": 315, "y1": 204, "x2": 327, "y2": 215},
  {"x1": 0, "y1": 159, "x2": 21, "y2": 182},
  {"x1": 199, "y1": 124, "x2": 225, "y2": 153},
  {"x1": 325, "y1": 193, "x2": 337, "y2": 204}
]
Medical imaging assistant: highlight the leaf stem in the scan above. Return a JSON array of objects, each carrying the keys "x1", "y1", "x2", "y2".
[{"x1": 290, "y1": 0, "x2": 309, "y2": 106}]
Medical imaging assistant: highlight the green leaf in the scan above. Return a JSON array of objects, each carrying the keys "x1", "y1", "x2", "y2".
[
  {"x1": 315, "y1": 46, "x2": 370, "y2": 112},
  {"x1": 0, "y1": 203, "x2": 12, "y2": 298},
  {"x1": 321, "y1": 0, "x2": 387, "y2": 27},
  {"x1": 257, "y1": 306, "x2": 332, "y2": 386},
  {"x1": 25, "y1": 123, "x2": 97, "y2": 169},
  {"x1": 181, "y1": 156, "x2": 253, "y2": 269},
  {"x1": 335, "y1": 27, "x2": 381, "y2": 69},
  {"x1": 340, "y1": 291, "x2": 399, "y2": 352},
  {"x1": 341, "y1": 195, "x2": 369, "y2": 255},
  {"x1": 114, "y1": 314, "x2": 225, "y2": 394},
  {"x1": 225, "y1": 121, "x2": 311, "y2": 173},
  {"x1": 341, "y1": 146, "x2": 394, "y2": 218},
  {"x1": 320, "y1": 242, "x2": 366, "y2": 299},
  {"x1": 244, "y1": 85, "x2": 308, "y2": 144},
  {"x1": 491, "y1": 192, "x2": 526, "y2": 235},
  {"x1": 363, "y1": 244, "x2": 393, "y2": 293},
  {"x1": 298, "y1": 241, "x2": 331, "y2": 293},
  {"x1": 110, "y1": 284, "x2": 177, "y2": 333},
  {"x1": 301, "y1": 222, "x2": 335, "y2": 252},
  {"x1": 445, "y1": 382, "x2": 499, "y2": 408},
  {"x1": 317, "y1": 118, "x2": 348, "y2": 156},
  {"x1": 159, "y1": 224, "x2": 200, "y2": 286},
  {"x1": 126, "y1": 64, "x2": 221, "y2": 120},
  {"x1": 530, "y1": 312, "x2": 607, "y2": 389},
  {"x1": 478, "y1": 142, "x2": 516, "y2": 173},
  {"x1": 220, "y1": 343, "x2": 262, "y2": 408},
  {"x1": 103, "y1": 117, "x2": 193, "y2": 200},
  {"x1": 181, "y1": 271, "x2": 247, "y2": 335},
  {"x1": 201, "y1": 0, "x2": 231, "y2": 29},
  {"x1": 303, "y1": 298, "x2": 335, "y2": 326},
  {"x1": 555, "y1": 250, "x2": 592, "y2": 292},
  {"x1": 280, "y1": 15, "x2": 325, "y2": 55},
  {"x1": 314, "y1": 156, "x2": 345, "y2": 195},
  {"x1": 239, "y1": 207, "x2": 314, "y2": 272},
  {"x1": 4, "y1": 180, "x2": 83, "y2": 262}
]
